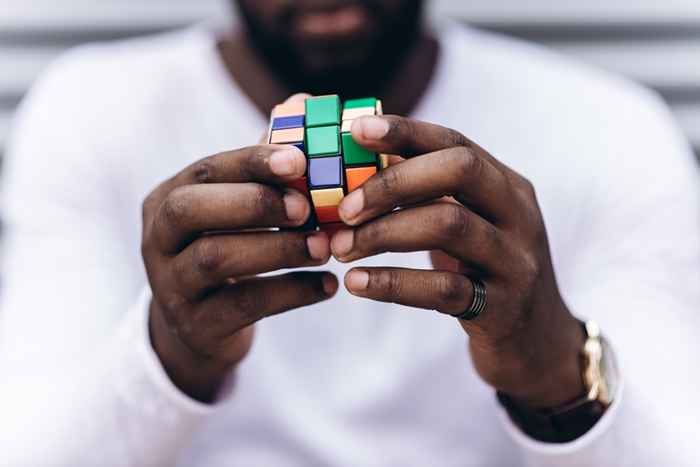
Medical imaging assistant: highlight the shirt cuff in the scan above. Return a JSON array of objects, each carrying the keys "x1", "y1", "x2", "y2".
[
  {"x1": 114, "y1": 286, "x2": 237, "y2": 416},
  {"x1": 498, "y1": 379, "x2": 624, "y2": 457}
]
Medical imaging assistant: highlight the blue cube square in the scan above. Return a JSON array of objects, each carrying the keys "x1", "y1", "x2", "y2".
[
  {"x1": 308, "y1": 156, "x2": 343, "y2": 188},
  {"x1": 272, "y1": 115, "x2": 305, "y2": 130}
]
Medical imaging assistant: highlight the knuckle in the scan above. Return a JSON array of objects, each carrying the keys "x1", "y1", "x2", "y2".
[
  {"x1": 160, "y1": 187, "x2": 192, "y2": 228},
  {"x1": 401, "y1": 118, "x2": 419, "y2": 140},
  {"x1": 250, "y1": 184, "x2": 278, "y2": 217},
  {"x1": 435, "y1": 274, "x2": 468, "y2": 312},
  {"x1": 510, "y1": 173, "x2": 536, "y2": 203},
  {"x1": 157, "y1": 293, "x2": 195, "y2": 339},
  {"x1": 385, "y1": 117, "x2": 415, "y2": 152},
  {"x1": 374, "y1": 270, "x2": 403, "y2": 298},
  {"x1": 520, "y1": 177, "x2": 536, "y2": 198},
  {"x1": 388, "y1": 117, "x2": 410, "y2": 141},
  {"x1": 171, "y1": 254, "x2": 189, "y2": 285},
  {"x1": 531, "y1": 221, "x2": 548, "y2": 247},
  {"x1": 435, "y1": 203, "x2": 470, "y2": 240},
  {"x1": 509, "y1": 177, "x2": 546, "y2": 241},
  {"x1": 161, "y1": 292, "x2": 190, "y2": 315},
  {"x1": 241, "y1": 145, "x2": 269, "y2": 178},
  {"x1": 445, "y1": 129, "x2": 470, "y2": 148},
  {"x1": 519, "y1": 251, "x2": 541, "y2": 284},
  {"x1": 191, "y1": 157, "x2": 217, "y2": 184},
  {"x1": 357, "y1": 221, "x2": 389, "y2": 254},
  {"x1": 274, "y1": 236, "x2": 298, "y2": 264},
  {"x1": 284, "y1": 234, "x2": 310, "y2": 262},
  {"x1": 452, "y1": 146, "x2": 481, "y2": 180},
  {"x1": 483, "y1": 221, "x2": 501, "y2": 248},
  {"x1": 192, "y1": 238, "x2": 225, "y2": 275},
  {"x1": 175, "y1": 318, "x2": 197, "y2": 345},
  {"x1": 387, "y1": 273, "x2": 403, "y2": 298},
  {"x1": 250, "y1": 144, "x2": 271, "y2": 159},
  {"x1": 375, "y1": 167, "x2": 404, "y2": 200},
  {"x1": 176, "y1": 323, "x2": 195, "y2": 343}
]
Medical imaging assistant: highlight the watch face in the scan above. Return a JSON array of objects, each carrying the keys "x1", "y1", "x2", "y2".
[{"x1": 600, "y1": 336, "x2": 619, "y2": 404}]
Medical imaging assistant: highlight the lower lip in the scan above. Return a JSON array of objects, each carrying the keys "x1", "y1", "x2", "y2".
[{"x1": 294, "y1": 5, "x2": 370, "y2": 39}]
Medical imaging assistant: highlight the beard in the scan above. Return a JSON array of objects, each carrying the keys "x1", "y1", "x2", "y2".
[{"x1": 234, "y1": 0, "x2": 424, "y2": 98}]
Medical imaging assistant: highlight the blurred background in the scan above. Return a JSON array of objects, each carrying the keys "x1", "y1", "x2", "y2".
[{"x1": 1, "y1": 0, "x2": 699, "y2": 165}]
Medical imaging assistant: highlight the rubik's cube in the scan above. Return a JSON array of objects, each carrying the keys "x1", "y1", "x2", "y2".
[{"x1": 268, "y1": 95, "x2": 389, "y2": 230}]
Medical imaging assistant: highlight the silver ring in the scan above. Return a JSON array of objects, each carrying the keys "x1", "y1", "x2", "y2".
[{"x1": 455, "y1": 278, "x2": 487, "y2": 321}]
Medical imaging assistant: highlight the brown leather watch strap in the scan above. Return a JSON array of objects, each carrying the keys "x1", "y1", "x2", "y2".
[{"x1": 496, "y1": 391, "x2": 608, "y2": 443}]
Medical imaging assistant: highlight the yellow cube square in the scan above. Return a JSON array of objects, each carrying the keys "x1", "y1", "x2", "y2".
[{"x1": 310, "y1": 187, "x2": 345, "y2": 207}]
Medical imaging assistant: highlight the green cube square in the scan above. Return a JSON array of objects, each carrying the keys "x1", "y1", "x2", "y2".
[
  {"x1": 307, "y1": 125, "x2": 340, "y2": 157},
  {"x1": 342, "y1": 132, "x2": 376, "y2": 165},
  {"x1": 344, "y1": 97, "x2": 377, "y2": 110},
  {"x1": 305, "y1": 95, "x2": 341, "y2": 127}
]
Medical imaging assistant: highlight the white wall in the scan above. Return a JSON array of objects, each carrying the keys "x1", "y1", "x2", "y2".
[{"x1": 1, "y1": 0, "x2": 699, "y2": 157}]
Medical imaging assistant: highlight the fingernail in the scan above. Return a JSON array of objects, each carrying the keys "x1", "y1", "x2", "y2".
[
  {"x1": 331, "y1": 229, "x2": 354, "y2": 258},
  {"x1": 322, "y1": 273, "x2": 339, "y2": 296},
  {"x1": 286, "y1": 92, "x2": 312, "y2": 103},
  {"x1": 306, "y1": 232, "x2": 330, "y2": 261},
  {"x1": 283, "y1": 191, "x2": 308, "y2": 222},
  {"x1": 346, "y1": 270, "x2": 369, "y2": 292},
  {"x1": 356, "y1": 116, "x2": 389, "y2": 140},
  {"x1": 339, "y1": 189, "x2": 364, "y2": 222},
  {"x1": 270, "y1": 148, "x2": 304, "y2": 177}
]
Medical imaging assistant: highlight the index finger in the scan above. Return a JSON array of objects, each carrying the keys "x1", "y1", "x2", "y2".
[
  {"x1": 143, "y1": 144, "x2": 308, "y2": 229},
  {"x1": 350, "y1": 115, "x2": 508, "y2": 171},
  {"x1": 171, "y1": 144, "x2": 307, "y2": 188}
]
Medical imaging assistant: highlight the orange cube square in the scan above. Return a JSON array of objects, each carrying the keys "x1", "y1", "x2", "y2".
[{"x1": 346, "y1": 166, "x2": 377, "y2": 192}]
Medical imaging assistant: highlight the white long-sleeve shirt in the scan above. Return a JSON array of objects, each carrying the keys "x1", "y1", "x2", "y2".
[{"x1": 1, "y1": 22, "x2": 699, "y2": 467}]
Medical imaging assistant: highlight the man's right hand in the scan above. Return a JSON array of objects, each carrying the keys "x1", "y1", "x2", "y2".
[{"x1": 141, "y1": 140, "x2": 337, "y2": 402}]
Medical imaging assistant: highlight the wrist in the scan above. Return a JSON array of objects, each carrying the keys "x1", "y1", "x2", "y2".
[
  {"x1": 507, "y1": 315, "x2": 585, "y2": 408},
  {"x1": 474, "y1": 301, "x2": 586, "y2": 409},
  {"x1": 496, "y1": 319, "x2": 616, "y2": 443},
  {"x1": 149, "y1": 300, "x2": 234, "y2": 403}
]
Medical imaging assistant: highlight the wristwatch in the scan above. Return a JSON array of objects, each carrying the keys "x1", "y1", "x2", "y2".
[{"x1": 497, "y1": 320, "x2": 619, "y2": 443}]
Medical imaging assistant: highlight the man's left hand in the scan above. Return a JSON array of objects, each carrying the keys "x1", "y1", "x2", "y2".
[{"x1": 330, "y1": 115, "x2": 585, "y2": 408}]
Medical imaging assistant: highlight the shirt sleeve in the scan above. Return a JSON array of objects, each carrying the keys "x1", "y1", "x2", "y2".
[
  {"x1": 0, "y1": 49, "x2": 234, "y2": 466},
  {"x1": 499, "y1": 86, "x2": 700, "y2": 465}
]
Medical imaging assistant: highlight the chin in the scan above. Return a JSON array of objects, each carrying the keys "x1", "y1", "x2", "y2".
[{"x1": 298, "y1": 45, "x2": 372, "y2": 75}]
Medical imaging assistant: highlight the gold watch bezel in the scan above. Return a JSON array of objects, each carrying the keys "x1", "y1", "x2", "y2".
[{"x1": 581, "y1": 320, "x2": 617, "y2": 407}]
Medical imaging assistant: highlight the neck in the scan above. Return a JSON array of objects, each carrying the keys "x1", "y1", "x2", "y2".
[{"x1": 216, "y1": 29, "x2": 439, "y2": 118}]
